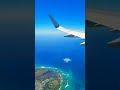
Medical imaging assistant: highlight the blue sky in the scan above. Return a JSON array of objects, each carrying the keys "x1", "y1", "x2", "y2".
[{"x1": 35, "y1": 0, "x2": 85, "y2": 32}]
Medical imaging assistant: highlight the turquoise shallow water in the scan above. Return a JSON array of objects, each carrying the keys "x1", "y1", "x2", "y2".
[
  {"x1": 35, "y1": 65, "x2": 84, "y2": 90},
  {"x1": 35, "y1": 32, "x2": 85, "y2": 90}
]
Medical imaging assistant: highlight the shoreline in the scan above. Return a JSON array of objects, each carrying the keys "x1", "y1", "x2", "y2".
[{"x1": 35, "y1": 65, "x2": 71, "y2": 90}]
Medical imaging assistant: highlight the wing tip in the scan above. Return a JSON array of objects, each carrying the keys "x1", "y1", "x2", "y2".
[{"x1": 49, "y1": 15, "x2": 59, "y2": 28}]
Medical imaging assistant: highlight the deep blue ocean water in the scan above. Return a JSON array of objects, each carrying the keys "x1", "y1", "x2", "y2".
[
  {"x1": 35, "y1": 27, "x2": 120, "y2": 90},
  {"x1": 86, "y1": 27, "x2": 120, "y2": 90},
  {"x1": 35, "y1": 31, "x2": 85, "y2": 90}
]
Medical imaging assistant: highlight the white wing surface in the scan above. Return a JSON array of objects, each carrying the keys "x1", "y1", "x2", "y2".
[{"x1": 49, "y1": 15, "x2": 85, "y2": 46}]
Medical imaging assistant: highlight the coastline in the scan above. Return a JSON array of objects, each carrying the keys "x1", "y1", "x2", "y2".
[{"x1": 35, "y1": 65, "x2": 71, "y2": 90}]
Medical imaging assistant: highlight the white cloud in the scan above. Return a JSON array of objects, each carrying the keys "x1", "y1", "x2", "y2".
[{"x1": 63, "y1": 58, "x2": 72, "y2": 63}]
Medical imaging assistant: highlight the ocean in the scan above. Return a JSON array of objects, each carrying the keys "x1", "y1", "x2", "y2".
[
  {"x1": 35, "y1": 31, "x2": 85, "y2": 90},
  {"x1": 86, "y1": 27, "x2": 120, "y2": 90}
]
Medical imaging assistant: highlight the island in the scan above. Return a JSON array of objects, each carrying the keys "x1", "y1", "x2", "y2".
[{"x1": 35, "y1": 66, "x2": 69, "y2": 90}]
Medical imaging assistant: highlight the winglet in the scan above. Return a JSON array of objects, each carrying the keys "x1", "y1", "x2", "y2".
[{"x1": 49, "y1": 15, "x2": 59, "y2": 28}]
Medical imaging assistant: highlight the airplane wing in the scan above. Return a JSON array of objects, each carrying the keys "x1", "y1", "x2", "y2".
[
  {"x1": 86, "y1": 9, "x2": 120, "y2": 48},
  {"x1": 86, "y1": 9, "x2": 120, "y2": 32},
  {"x1": 49, "y1": 15, "x2": 85, "y2": 46},
  {"x1": 107, "y1": 38, "x2": 120, "y2": 48}
]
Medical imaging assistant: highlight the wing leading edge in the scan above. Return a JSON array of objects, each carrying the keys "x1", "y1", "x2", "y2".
[{"x1": 49, "y1": 15, "x2": 85, "y2": 46}]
